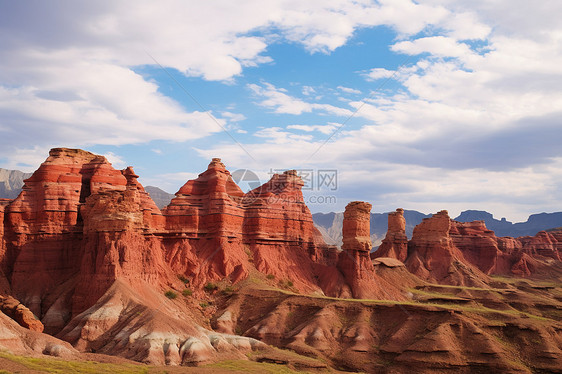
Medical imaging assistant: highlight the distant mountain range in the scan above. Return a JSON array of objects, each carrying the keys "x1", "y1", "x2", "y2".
[
  {"x1": 454, "y1": 210, "x2": 562, "y2": 237},
  {"x1": 144, "y1": 186, "x2": 175, "y2": 209},
  {"x1": 0, "y1": 168, "x2": 32, "y2": 199},
  {"x1": 314, "y1": 209, "x2": 562, "y2": 248}
]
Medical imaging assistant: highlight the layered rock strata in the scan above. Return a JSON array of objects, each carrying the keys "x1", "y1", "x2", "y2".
[
  {"x1": 380, "y1": 209, "x2": 562, "y2": 282},
  {"x1": 373, "y1": 208, "x2": 408, "y2": 262},
  {"x1": 404, "y1": 210, "x2": 489, "y2": 286},
  {"x1": 0, "y1": 149, "x2": 397, "y2": 336}
]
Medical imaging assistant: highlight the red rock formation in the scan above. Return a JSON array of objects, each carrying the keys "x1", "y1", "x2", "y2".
[
  {"x1": 405, "y1": 210, "x2": 489, "y2": 287},
  {"x1": 448, "y1": 221, "x2": 561, "y2": 277},
  {"x1": 0, "y1": 199, "x2": 9, "y2": 288},
  {"x1": 2, "y1": 147, "x2": 562, "y2": 370},
  {"x1": 402, "y1": 211, "x2": 561, "y2": 281},
  {"x1": 518, "y1": 230, "x2": 562, "y2": 261},
  {"x1": 449, "y1": 220, "x2": 501, "y2": 275},
  {"x1": 335, "y1": 202, "x2": 404, "y2": 299},
  {"x1": 4, "y1": 148, "x2": 129, "y2": 316},
  {"x1": 341, "y1": 201, "x2": 372, "y2": 253},
  {"x1": 0, "y1": 295, "x2": 44, "y2": 332},
  {"x1": 373, "y1": 208, "x2": 408, "y2": 262},
  {"x1": 162, "y1": 158, "x2": 250, "y2": 287},
  {"x1": 71, "y1": 184, "x2": 171, "y2": 315},
  {"x1": 243, "y1": 170, "x2": 325, "y2": 293}
]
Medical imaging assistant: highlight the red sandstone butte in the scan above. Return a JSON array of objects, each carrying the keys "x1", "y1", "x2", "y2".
[
  {"x1": 4, "y1": 148, "x2": 129, "y2": 316},
  {"x1": 452, "y1": 222, "x2": 561, "y2": 277},
  {"x1": 394, "y1": 210, "x2": 561, "y2": 282},
  {"x1": 373, "y1": 208, "x2": 408, "y2": 262},
  {"x1": 243, "y1": 170, "x2": 327, "y2": 293},
  {"x1": 162, "y1": 157, "x2": 250, "y2": 287},
  {"x1": 405, "y1": 210, "x2": 489, "y2": 287}
]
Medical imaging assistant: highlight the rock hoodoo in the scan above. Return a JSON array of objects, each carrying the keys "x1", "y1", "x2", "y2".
[
  {"x1": 373, "y1": 208, "x2": 408, "y2": 262},
  {"x1": 336, "y1": 202, "x2": 403, "y2": 299}
]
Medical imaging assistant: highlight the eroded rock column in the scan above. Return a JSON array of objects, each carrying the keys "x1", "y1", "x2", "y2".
[
  {"x1": 373, "y1": 208, "x2": 408, "y2": 262},
  {"x1": 338, "y1": 201, "x2": 377, "y2": 298}
]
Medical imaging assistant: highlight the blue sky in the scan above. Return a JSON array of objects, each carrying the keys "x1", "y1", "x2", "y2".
[{"x1": 0, "y1": 0, "x2": 561, "y2": 222}]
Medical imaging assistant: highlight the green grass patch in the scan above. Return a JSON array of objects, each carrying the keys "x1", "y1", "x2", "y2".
[
  {"x1": 205, "y1": 359, "x2": 300, "y2": 373},
  {"x1": 222, "y1": 286, "x2": 235, "y2": 295},
  {"x1": 408, "y1": 288, "x2": 469, "y2": 300},
  {"x1": 164, "y1": 290, "x2": 177, "y2": 299},
  {"x1": 491, "y1": 275, "x2": 561, "y2": 288},
  {"x1": 178, "y1": 274, "x2": 190, "y2": 284},
  {"x1": 204, "y1": 282, "x2": 218, "y2": 292},
  {"x1": 182, "y1": 288, "x2": 192, "y2": 297},
  {"x1": 0, "y1": 352, "x2": 150, "y2": 373},
  {"x1": 262, "y1": 287, "x2": 553, "y2": 322}
]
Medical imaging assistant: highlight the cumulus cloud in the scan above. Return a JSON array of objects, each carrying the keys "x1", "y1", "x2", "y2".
[
  {"x1": 287, "y1": 124, "x2": 338, "y2": 135},
  {"x1": 2, "y1": 0, "x2": 562, "y2": 221},
  {"x1": 195, "y1": 0, "x2": 562, "y2": 220},
  {"x1": 248, "y1": 82, "x2": 353, "y2": 116},
  {"x1": 2, "y1": 0, "x2": 426, "y2": 167},
  {"x1": 364, "y1": 68, "x2": 396, "y2": 80},
  {"x1": 337, "y1": 86, "x2": 362, "y2": 94}
]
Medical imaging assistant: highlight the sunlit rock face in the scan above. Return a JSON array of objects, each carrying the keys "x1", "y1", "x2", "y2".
[
  {"x1": 0, "y1": 149, "x2": 408, "y2": 337},
  {"x1": 373, "y1": 208, "x2": 408, "y2": 262}
]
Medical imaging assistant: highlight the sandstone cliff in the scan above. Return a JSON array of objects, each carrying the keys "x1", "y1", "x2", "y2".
[{"x1": 0, "y1": 148, "x2": 409, "y2": 363}]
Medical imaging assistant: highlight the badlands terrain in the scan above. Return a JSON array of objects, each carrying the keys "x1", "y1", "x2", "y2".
[{"x1": 0, "y1": 148, "x2": 561, "y2": 373}]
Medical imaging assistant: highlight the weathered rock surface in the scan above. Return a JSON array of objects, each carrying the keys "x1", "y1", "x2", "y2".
[
  {"x1": 373, "y1": 208, "x2": 409, "y2": 261},
  {"x1": 0, "y1": 310, "x2": 76, "y2": 358},
  {"x1": 231, "y1": 287, "x2": 562, "y2": 373},
  {"x1": 382, "y1": 209, "x2": 562, "y2": 282},
  {"x1": 1, "y1": 147, "x2": 560, "y2": 371},
  {"x1": 335, "y1": 202, "x2": 405, "y2": 300},
  {"x1": 405, "y1": 210, "x2": 490, "y2": 287},
  {"x1": 0, "y1": 295, "x2": 44, "y2": 332}
]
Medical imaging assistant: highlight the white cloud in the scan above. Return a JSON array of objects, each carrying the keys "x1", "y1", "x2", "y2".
[
  {"x1": 254, "y1": 127, "x2": 314, "y2": 144},
  {"x1": 364, "y1": 68, "x2": 396, "y2": 80},
  {"x1": 302, "y1": 86, "x2": 316, "y2": 96},
  {"x1": 104, "y1": 152, "x2": 127, "y2": 169},
  {"x1": 4, "y1": 0, "x2": 440, "y2": 167},
  {"x1": 248, "y1": 82, "x2": 353, "y2": 116},
  {"x1": 195, "y1": 0, "x2": 562, "y2": 221},
  {"x1": 2, "y1": 0, "x2": 562, "y2": 221},
  {"x1": 220, "y1": 111, "x2": 247, "y2": 122},
  {"x1": 337, "y1": 86, "x2": 361, "y2": 94},
  {"x1": 287, "y1": 124, "x2": 337, "y2": 135},
  {"x1": 391, "y1": 36, "x2": 474, "y2": 58}
]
